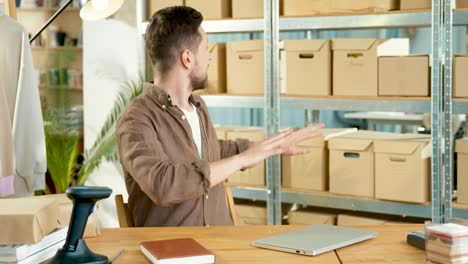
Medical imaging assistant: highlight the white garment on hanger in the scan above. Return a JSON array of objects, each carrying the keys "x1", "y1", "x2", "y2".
[
  {"x1": 0, "y1": 67, "x2": 14, "y2": 197},
  {"x1": 0, "y1": 15, "x2": 47, "y2": 197}
]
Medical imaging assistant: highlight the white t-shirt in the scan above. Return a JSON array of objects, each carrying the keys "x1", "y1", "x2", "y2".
[{"x1": 178, "y1": 104, "x2": 202, "y2": 158}]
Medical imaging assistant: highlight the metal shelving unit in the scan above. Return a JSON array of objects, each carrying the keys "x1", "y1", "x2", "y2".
[
  {"x1": 140, "y1": 0, "x2": 466, "y2": 224},
  {"x1": 203, "y1": 96, "x2": 468, "y2": 114},
  {"x1": 230, "y1": 186, "x2": 468, "y2": 219},
  {"x1": 139, "y1": 10, "x2": 468, "y2": 34}
]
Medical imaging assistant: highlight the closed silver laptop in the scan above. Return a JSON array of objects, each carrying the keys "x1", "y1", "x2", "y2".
[{"x1": 252, "y1": 224, "x2": 377, "y2": 256}]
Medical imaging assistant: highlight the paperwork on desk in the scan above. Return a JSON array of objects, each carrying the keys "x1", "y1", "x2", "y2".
[{"x1": 426, "y1": 223, "x2": 468, "y2": 264}]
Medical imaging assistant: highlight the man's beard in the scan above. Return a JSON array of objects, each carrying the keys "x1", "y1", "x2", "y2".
[{"x1": 190, "y1": 71, "x2": 208, "y2": 92}]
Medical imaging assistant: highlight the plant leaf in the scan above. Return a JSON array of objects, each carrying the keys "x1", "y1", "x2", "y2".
[{"x1": 75, "y1": 79, "x2": 143, "y2": 185}]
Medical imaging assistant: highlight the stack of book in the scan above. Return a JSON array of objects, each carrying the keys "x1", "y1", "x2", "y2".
[
  {"x1": 0, "y1": 227, "x2": 67, "y2": 264},
  {"x1": 426, "y1": 223, "x2": 468, "y2": 264}
]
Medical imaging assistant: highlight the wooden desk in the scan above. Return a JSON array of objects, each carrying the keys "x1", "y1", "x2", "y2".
[
  {"x1": 86, "y1": 224, "x2": 425, "y2": 263},
  {"x1": 336, "y1": 224, "x2": 426, "y2": 263}
]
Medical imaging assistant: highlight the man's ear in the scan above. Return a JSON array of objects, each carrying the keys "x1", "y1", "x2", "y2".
[{"x1": 181, "y1": 49, "x2": 193, "y2": 70}]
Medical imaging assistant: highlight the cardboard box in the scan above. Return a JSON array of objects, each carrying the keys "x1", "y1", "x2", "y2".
[
  {"x1": 329, "y1": 132, "x2": 375, "y2": 197},
  {"x1": 282, "y1": 136, "x2": 328, "y2": 191},
  {"x1": 282, "y1": 0, "x2": 397, "y2": 16},
  {"x1": 280, "y1": 40, "x2": 331, "y2": 96},
  {"x1": 0, "y1": 197, "x2": 59, "y2": 245},
  {"x1": 329, "y1": 131, "x2": 407, "y2": 197},
  {"x1": 378, "y1": 55, "x2": 430, "y2": 97},
  {"x1": 195, "y1": 43, "x2": 226, "y2": 95},
  {"x1": 454, "y1": 56, "x2": 468, "y2": 98},
  {"x1": 456, "y1": 138, "x2": 468, "y2": 204},
  {"x1": 401, "y1": 0, "x2": 468, "y2": 9},
  {"x1": 235, "y1": 203, "x2": 267, "y2": 225},
  {"x1": 288, "y1": 209, "x2": 336, "y2": 225},
  {"x1": 148, "y1": 0, "x2": 184, "y2": 17},
  {"x1": 185, "y1": 0, "x2": 230, "y2": 19},
  {"x1": 226, "y1": 40, "x2": 264, "y2": 95},
  {"x1": 235, "y1": 200, "x2": 291, "y2": 225},
  {"x1": 214, "y1": 126, "x2": 241, "y2": 140},
  {"x1": 400, "y1": 0, "x2": 430, "y2": 10},
  {"x1": 375, "y1": 138, "x2": 431, "y2": 203},
  {"x1": 458, "y1": 0, "x2": 468, "y2": 8},
  {"x1": 282, "y1": 0, "x2": 330, "y2": 16},
  {"x1": 330, "y1": 0, "x2": 398, "y2": 13},
  {"x1": 332, "y1": 39, "x2": 409, "y2": 96},
  {"x1": 337, "y1": 214, "x2": 399, "y2": 227},
  {"x1": 226, "y1": 127, "x2": 265, "y2": 186},
  {"x1": 282, "y1": 129, "x2": 356, "y2": 191},
  {"x1": 232, "y1": 0, "x2": 263, "y2": 18}
]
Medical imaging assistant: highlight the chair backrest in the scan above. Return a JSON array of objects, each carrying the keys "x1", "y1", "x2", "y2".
[
  {"x1": 115, "y1": 187, "x2": 239, "y2": 227},
  {"x1": 225, "y1": 184, "x2": 239, "y2": 226},
  {"x1": 115, "y1": 194, "x2": 134, "y2": 227}
]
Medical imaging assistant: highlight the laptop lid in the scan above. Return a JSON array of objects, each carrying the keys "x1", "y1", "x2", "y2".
[{"x1": 252, "y1": 224, "x2": 377, "y2": 256}]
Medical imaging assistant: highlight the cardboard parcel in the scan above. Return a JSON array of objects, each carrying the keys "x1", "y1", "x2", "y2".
[{"x1": 0, "y1": 196, "x2": 59, "y2": 245}]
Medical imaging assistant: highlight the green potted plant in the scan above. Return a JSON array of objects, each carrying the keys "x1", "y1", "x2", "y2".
[{"x1": 75, "y1": 79, "x2": 143, "y2": 185}]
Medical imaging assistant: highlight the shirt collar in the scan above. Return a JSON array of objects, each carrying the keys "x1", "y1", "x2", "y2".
[{"x1": 143, "y1": 82, "x2": 201, "y2": 108}]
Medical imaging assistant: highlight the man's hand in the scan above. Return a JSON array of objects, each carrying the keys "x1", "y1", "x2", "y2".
[
  {"x1": 282, "y1": 123, "x2": 325, "y2": 156},
  {"x1": 209, "y1": 124, "x2": 325, "y2": 188},
  {"x1": 239, "y1": 128, "x2": 293, "y2": 170}
]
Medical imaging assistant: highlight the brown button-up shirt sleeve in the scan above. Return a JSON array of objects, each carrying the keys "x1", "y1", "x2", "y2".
[
  {"x1": 116, "y1": 114, "x2": 211, "y2": 207},
  {"x1": 218, "y1": 138, "x2": 250, "y2": 159}
]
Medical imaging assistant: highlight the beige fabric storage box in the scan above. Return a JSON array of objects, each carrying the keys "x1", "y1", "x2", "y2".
[
  {"x1": 226, "y1": 40, "x2": 264, "y2": 95},
  {"x1": 332, "y1": 39, "x2": 409, "y2": 97},
  {"x1": 280, "y1": 40, "x2": 331, "y2": 96},
  {"x1": 378, "y1": 55, "x2": 430, "y2": 97},
  {"x1": 185, "y1": 0, "x2": 230, "y2": 19},
  {"x1": 374, "y1": 138, "x2": 431, "y2": 203},
  {"x1": 226, "y1": 127, "x2": 265, "y2": 186}
]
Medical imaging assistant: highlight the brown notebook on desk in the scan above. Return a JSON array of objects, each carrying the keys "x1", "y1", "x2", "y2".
[{"x1": 140, "y1": 238, "x2": 215, "y2": 264}]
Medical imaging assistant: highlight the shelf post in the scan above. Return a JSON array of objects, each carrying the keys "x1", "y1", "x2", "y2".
[
  {"x1": 264, "y1": 0, "x2": 281, "y2": 225},
  {"x1": 443, "y1": 0, "x2": 454, "y2": 222},
  {"x1": 431, "y1": 0, "x2": 445, "y2": 224}
]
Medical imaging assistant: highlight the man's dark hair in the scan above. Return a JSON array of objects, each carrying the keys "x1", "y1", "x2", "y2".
[{"x1": 145, "y1": 6, "x2": 204, "y2": 75}]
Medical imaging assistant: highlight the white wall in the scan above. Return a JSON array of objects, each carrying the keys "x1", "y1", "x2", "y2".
[{"x1": 83, "y1": 18, "x2": 142, "y2": 228}]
